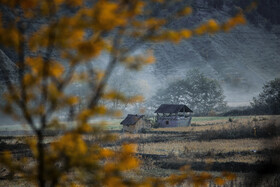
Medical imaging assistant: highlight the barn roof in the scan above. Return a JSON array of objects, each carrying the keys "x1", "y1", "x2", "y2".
[
  {"x1": 120, "y1": 114, "x2": 144, "y2": 126},
  {"x1": 155, "y1": 104, "x2": 193, "y2": 113}
]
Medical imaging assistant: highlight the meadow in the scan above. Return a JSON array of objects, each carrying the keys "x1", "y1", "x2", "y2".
[
  {"x1": 0, "y1": 116, "x2": 257, "y2": 132},
  {"x1": 115, "y1": 115, "x2": 280, "y2": 186},
  {"x1": 0, "y1": 115, "x2": 279, "y2": 186}
]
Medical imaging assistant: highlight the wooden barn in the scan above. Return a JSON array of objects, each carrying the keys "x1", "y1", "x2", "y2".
[
  {"x1": 155, "y1": 104, "x2": 193, "y2": 128},
  {"x1": 120, "y1": 114, "x2": 151, "y2": 133}
]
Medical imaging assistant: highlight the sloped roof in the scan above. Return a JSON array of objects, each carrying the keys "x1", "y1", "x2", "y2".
[
  {"x1": 120, "y1": 114, "x2": 144, "y2": 126},
  {"x1": 155, "y1": 104, "x2": 193, "y2": 113}
]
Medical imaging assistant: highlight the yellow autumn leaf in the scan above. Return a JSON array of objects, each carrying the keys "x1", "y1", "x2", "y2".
[
  {"x1": 104, "y1": 162, "x2": 116, "y2": 172},
  {"x1": 92, "y1": 105, "x2": 107, "y2": 115},
  {"x1": 105, "y1": 176, "x2": 125, "y2": 187},
  {"x1": 103, "y1": 91, "x2": 125, "y2": 101},
  {"x1": 122, "y1": 144, "x2": 137, "y2": 154},
  {"x1": 26, "y1": 56, "x2": 44, "y2": 75},
  {"x1": 0, "y1": 151, "x2": 12, "y2": 161},
  {"x1": 50, "y1": 61, "x2": 64, "y2": 78},
  {"x1": 48, "y1": 83, "x2": 64, "y2": 102},
  {"x1": 194, "y1": 24, "x2": 208, "y2": 35},
  {"x1": 100, "y1": 148, "x2": 114, "y2": 158},
  {"x1": 77, "y1": 123, "x2": 92, "y2": 133},
  {"x1": 144, "y1": 51, "x2": 155, "y2": 64},
  {"x1": 222, "y1": 171, "x2": 236, "y2": 180},
  {"x1": 20, "y1": 0, "x2": 37, "y2": 10},
  {"x1": 28, "y1": 27, "x2": 49, "y2": 51},
  {"x1": 95, "y1": 71, "x2": 105, "y2": 82},
  {"x1": 126, "y1": 0, "x2": 144, "y2": 17},
  {"x1": 181, "y1": 29, "x2": 192, "y2": 39},
  {"x1": 53, "y1": 134, "x2": 87, "y2": 156},
  {"x1": 71, "y1": 72, "x2": 88, "y2": 82},
  {"x1": 77, "y1": 40, "x2": 104, "y2": 59},
  {"x1": 23, "y1": 74, "x2": 36, "y2": 86},
  {"x1": 92, "y1": 1, "x2": 127, "y2": 31},
  {"x1": 66, "y1": 0, "x2": 83, "y2": 7},
  {"x1": 178, "y1": 6, "x2": 192, "y2": 16},
  {"x1": 119, "y1": 156, "x2": 139, "y2": 170},
  {"x1": 67, "y1": 96, "x2": 79, "y2": 105},
  {"x1": 200, "y1": 172, "x2": 212, "y2": 180},
  {"x1": 222, "y1": 14, "x2": 246, "y2": 32},
  {"x1": 207, "y1": 19, "x2": 220, "y2": 33},
  {"x1": 128, "y1": 95, "x2": 144, "y2": 103},
  {"x1": 214, "y1": 177, "x2": 225, "y2": 186},
  {"x1": 165, "y1": 30, "x2": 181, "y2": 43},
  {"x1": 144, "y1": 18, "x2": 166, "y2": 29},
  {"x1": 77, "y1": 109, "x2": 92, "y2": 122}
]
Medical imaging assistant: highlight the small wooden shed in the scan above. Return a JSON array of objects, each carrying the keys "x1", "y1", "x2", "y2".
[
  {"x1": 120, "y1": 114, "x2": 151, "y2": 133},
  {"x1": 155, "y1": 104, "x2": 193, "y2": 128}
]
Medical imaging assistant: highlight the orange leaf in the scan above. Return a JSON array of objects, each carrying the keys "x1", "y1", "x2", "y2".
[{"x1": 214, "y1": 177, "x2": 225, "y2": 186}]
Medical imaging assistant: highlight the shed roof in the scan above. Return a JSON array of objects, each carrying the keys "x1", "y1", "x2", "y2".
[
  {"x1": 155, "y1": 104, "x2": 193, "y2": 113},
  {"x1": 120, "y1": 114, "x2": 144, "y2": 126}
]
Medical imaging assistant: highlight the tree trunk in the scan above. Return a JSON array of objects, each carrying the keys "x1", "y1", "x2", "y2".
[{"x1": 37, "y1": 131, "x2": 45, "y2": 187}]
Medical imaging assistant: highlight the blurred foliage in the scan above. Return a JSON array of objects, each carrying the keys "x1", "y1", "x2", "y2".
[{"x1": 0, "y1": 0, "x2": 249, "y2": 186}]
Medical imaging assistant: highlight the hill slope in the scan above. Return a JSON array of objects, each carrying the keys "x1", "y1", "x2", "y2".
[
  {"x1": 0, "y1": 1, "x2": 279, "y2": 107},
  {"x1": 145, "y1": 6, "x2": 280, "y2": 106}
]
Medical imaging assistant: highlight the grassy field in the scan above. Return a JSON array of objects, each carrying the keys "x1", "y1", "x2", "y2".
[
  {"x1": 0, "y1": 115, "x2": 266, "y2": 132},
  {"x1": 116, "y1": 115, "x2": 280, "y2": 186},
  {"x1": 0, "y1": 115, "x2": 279, "y2": 186}
]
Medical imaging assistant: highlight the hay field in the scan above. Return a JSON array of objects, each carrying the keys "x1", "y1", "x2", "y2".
[
  {"x1": 0, "y1": 115, "x2": 279, "y2": 186},
  {"x1": 115, "y1": 115, "x2": 280, "y2": 186}
]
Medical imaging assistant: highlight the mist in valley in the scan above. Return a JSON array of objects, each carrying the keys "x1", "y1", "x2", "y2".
[{"x1": 1, "y1": 0, "x2": 280, "y2": 124}]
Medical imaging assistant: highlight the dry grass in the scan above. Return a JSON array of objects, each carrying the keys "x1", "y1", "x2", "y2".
[
  {"x1": 153, "y1": 115, "x2": 279, "y2": 132},
  {"x1": 126, "y1": 115, "x2": 280, "y2": 175},
  {"x1": 1, "y1": 115, "x2": 280, "y2": 186},
  {"x1": 139, "y1": 138, "x2": 265, "y2": 154}
]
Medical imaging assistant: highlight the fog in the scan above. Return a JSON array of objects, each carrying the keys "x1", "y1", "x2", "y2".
[{"x1": 1, "y1": 0, "x2": 280, "y2": 125}]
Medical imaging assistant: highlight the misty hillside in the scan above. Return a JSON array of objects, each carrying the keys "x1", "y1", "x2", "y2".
[
  {"x1": 143, "y1": 2, "x2": 280, "y2": 106},
  {"x1": 0, "y1": 0, "x2": 280, "y2": 107}
]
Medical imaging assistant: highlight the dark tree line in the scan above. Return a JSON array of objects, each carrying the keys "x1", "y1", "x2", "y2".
[
  {"x1": 224, "y1": 78, "x2": 280, "y2": 116},
  {"x1": 251, "y1": 78, "x2": 280, "y2": 115}
]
